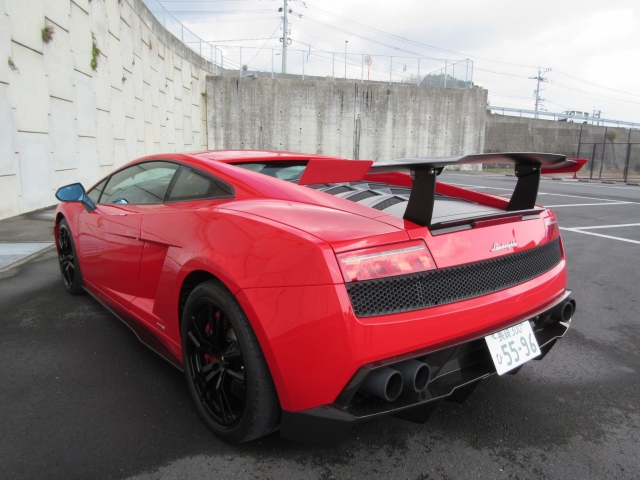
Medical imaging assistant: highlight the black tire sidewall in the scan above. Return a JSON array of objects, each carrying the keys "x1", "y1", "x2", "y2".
[
  {"x1": 181, "y1": 280, "x2": 275, "y2": 443},
  {"x1": 57, "y1": 219, "x2": 84, "y2": 295}
]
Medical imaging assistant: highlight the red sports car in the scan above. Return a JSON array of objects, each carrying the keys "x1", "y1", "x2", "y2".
[{"x1": 54, "y1": 150, "x2": 577, "y2": 444}]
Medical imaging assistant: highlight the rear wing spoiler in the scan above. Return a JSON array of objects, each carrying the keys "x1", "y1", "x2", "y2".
[{"x1": 369, "y1": 152, "x2": 572, "y2": 227}]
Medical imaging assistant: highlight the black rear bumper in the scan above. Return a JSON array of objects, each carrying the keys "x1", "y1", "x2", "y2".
[{"x1": 281, "y1": 297, "x2": 573, "y2": 444}]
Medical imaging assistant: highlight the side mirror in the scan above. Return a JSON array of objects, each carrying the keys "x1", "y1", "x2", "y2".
[{"x1": 55, "y1": 183, "x2": 97, "y2": 212}]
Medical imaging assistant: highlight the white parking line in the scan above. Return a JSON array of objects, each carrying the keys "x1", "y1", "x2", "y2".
[
  {"x1": 545, "y1": 202, "x2": 633, "y2": 208},
  {"x1": 575, "y1": 223, "x2": 640, "y2": 230},
  {"x1": 447, "y1": 183, "x2": 511, "y2": 191},
  {"x1": 538, "y1": 192, "x2": 636, "y2": 202},
  {"x1": 560, "y1": 228, "x2": 640, "y2": 245},
  {"x1": 444, "y1": 174, "x2": 640, "y2": 191},
  {"x1": 541, "y1": 180, "x2": 640, "y2": 191},
  {"x1": 444, "y1": 173, "x2": 510, "y2": 178},
  {"x1": 446, "y1": 182, "x2": 639, "y2": 206}
]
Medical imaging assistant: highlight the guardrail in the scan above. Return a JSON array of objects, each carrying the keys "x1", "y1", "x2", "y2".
[{"x1": 489, "y1": 106, "x2": 639, "y2": 129}]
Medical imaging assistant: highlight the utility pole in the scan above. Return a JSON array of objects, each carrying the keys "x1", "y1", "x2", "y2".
[
  {"x1": 281, "y1": 0, "x2": 288, "y2": 74},
  {"x1": 592, "y1": 108, "x2": 601, "y2": 126},
  {"x1": 530, "y1": 67, "x2": 551, "y2": 118}
]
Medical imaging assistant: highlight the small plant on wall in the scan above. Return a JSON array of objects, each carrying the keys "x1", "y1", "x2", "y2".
[
  {"x1": 8, "y1": 56, "x2": 19, "y2": 73},
  {"x1": 42, "y1": 25, "x2": 55, "y2": 44},
  {"x1": 91, "y1": 34, "x2": 101, "y2": 71}
]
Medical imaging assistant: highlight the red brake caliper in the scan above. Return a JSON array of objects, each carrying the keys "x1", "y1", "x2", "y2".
[{"x1": 204, "y1": 310, "x2": 221, "y2": 364}]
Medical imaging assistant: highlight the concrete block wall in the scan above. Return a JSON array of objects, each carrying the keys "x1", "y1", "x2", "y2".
[
  {"x1": 0, "y1": 0, "x2": 213, "y2": 220},
  {"x1": 484, "y1": 114, "x2": 630, "y2": 158},
  {"x1": 484, "y1": 114, "x2": 639, "y2": 174},
  {"x1": 207, "y1": 77, "x2": 487, "y2": 164}
]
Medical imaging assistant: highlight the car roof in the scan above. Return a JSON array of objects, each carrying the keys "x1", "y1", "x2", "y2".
[{"x1": 190, "y1": 150, "x2": 346, "y2": 163}]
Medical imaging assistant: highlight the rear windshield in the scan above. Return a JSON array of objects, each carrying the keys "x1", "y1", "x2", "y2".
[{"x1": 233, "y1": 161, "x2": 308, "y2": 182}]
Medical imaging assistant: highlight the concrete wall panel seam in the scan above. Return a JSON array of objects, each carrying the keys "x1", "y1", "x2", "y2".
[{"x1": 0, "y1": 0, "x2": 216, "y2": 219}]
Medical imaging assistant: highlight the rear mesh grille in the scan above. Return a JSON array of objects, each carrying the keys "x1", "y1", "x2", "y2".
[{"x1": 346, "y1": 238, "x2": 562, "y2": 317}]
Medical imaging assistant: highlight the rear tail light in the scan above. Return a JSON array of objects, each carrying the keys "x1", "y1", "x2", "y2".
[
  {"x1": 336, "y1": 240, "x2": 436, "y2": 282},
  {"x1": 544, "y1": 211, "x2": 560, "y2": 243}
]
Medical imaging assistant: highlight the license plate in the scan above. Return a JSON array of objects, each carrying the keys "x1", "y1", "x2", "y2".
[{"x1": 485, "y1": 320, "x2": 541, "y2": 375}]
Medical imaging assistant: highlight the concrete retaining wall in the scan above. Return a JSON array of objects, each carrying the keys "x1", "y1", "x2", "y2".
[
  {"x1": 484, "y1": 114, "x2": 631, "y2": 158},
  {"x1": 484, "y1": 114, "x2": 640, "y2": 176},
  {"x1": 207, "y1": 77, "x2": 488, "y2": 162},
  {"x1": 0, "y1": 0, "x2": 214, "y2": 220}
]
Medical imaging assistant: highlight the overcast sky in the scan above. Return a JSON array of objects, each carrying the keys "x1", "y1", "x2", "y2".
[{"x1": 158, "y1": 0, "x2": 640, "y2": 123}]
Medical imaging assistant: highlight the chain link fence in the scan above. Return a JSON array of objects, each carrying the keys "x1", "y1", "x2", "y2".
[{"x1": 141, "y1": 0, "x2": 474, "y2": 87}]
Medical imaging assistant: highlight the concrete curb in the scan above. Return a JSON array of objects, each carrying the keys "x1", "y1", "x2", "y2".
[{"x1": 0, "y1": 244, "x2": 56, "y2": 273}]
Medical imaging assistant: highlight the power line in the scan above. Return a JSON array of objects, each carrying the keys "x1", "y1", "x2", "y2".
[
  {"x1": 553, "y1": 70, "x2": 640, "y2": 98},
  {"x1": 162, "y1": 1, "x2": 264, "y2": 2},
  {"x1": 244, "y1": 22, "x2": 282, "y2": 67},
  {"x1": 290, "y1": 0, "x2": 541, "y2": 69},
  {"x1": 163, "y1": 9, "x2": 275, "y2": 14},
  {"x1": 200, "y1": 37, "x2": 275, "y2": 42},
  {"x1": 474, "y1": 67, "x2": 532, "y2": 79},
  {"x1": 546, "y1": 82, "x2": 640, "y2": 105},
  {"x1": 297, "y1": 15, "x2": 435, "y2": 58}
]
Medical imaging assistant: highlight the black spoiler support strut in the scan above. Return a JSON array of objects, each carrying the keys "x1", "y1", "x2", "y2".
[{"x1": 369, "y1": 153, "x2": 569, "y2": 227}]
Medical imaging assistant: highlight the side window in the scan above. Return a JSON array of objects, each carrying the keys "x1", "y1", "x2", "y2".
[
  {"x1": 166, "y1": 167, "x2": 233, "y2": 202},
  {"x1": 100, "y1": 161, "x2": 179, "y2": 205},
  {"x1": 87, "y1": 178, "x2": 108, "y2": 203}
]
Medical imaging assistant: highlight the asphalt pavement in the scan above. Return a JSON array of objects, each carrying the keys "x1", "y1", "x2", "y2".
[{"x1": 1, "y1": 176, "x2": 639, "y2": 480}]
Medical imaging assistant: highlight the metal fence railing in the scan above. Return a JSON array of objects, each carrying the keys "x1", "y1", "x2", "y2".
[
  {"x1": 577, "y1": 142, "x2": 640, "y2": 182},
  {"x1": 489, "y1": 106, "x2": 640, "y2": 130},
  {"x1": 140, "y1": 0, "x2": 474, "y2": 87}
]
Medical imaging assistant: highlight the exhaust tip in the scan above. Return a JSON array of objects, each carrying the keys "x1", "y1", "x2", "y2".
[
  {"x1": 414, "y1": 363, "x2": 431, "y2": 391},
  {"x1": 385, "y1": 371, "x2": 403, "y2": 401},
  {"x1": 550, "y1": 299, "x2": 575, "y2": 322},
  {"x1": 360, "y1": 367, "x2": 403, "y2": 402},
  {"x1": 392, "y1": 359, "x2": 432, "y2": 393}
]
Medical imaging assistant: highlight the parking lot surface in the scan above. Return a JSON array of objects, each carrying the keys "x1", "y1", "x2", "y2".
[{"x1": 1, "y1": 175, "x2": 639, "y2": 479}]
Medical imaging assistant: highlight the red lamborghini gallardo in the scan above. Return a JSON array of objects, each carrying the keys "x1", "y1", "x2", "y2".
[{"x1": 54, "y1": 151, "x2": 578, "y2": 443}]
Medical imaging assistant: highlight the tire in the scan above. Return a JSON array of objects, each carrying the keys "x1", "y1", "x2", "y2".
[
  {"x1": 181, "y1": 280, "x2": 280, "y2": 443},
  {"x1": 56, "y1": 219, "x2": 85, "y2": 295}
]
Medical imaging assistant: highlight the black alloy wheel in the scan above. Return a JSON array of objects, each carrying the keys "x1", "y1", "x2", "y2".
[
  {"x1": 181, "y1": 280, "x2": 280, "y2": 442},
  {"x1": 57, "y1": 219, "x2": 84, "y2": 295},
  {"x1": 185, "y1": 298, "x2": 247, "y2": 427}
]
